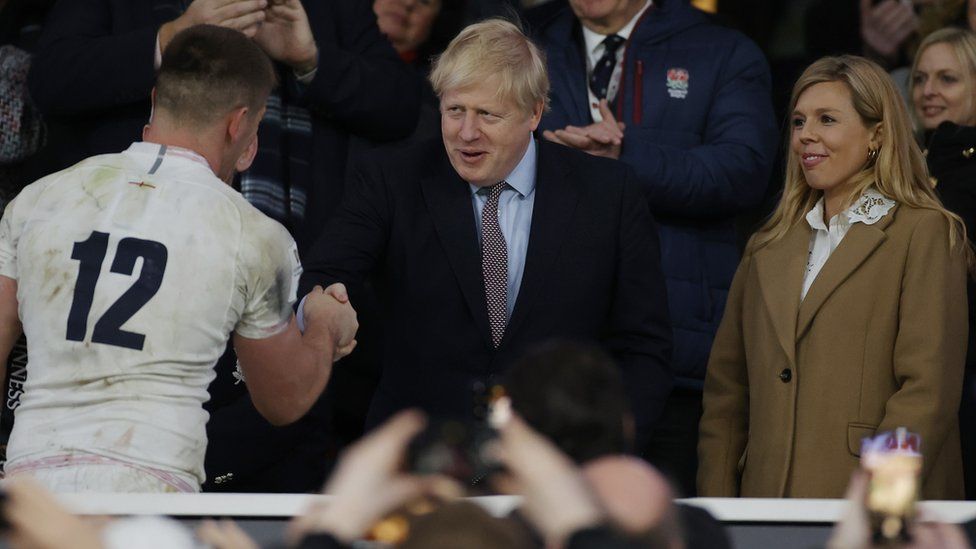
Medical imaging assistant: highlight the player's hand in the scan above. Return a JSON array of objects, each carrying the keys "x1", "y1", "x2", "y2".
[
  {"x1": 252, "y1": 0, "x2": 318, "y2": 75},
  {"x1": 303, "y1": 284, "x2": 358, "y2": 361},
  {"x1": 491, "y1": 413, "x2": 606, "y2": 546},
  {"x1": 5, "y1": 478, "x2": 104, "y2": 549},
  {"x1": 286, "y1": 410, "x2": 462, "y2": 544},
  {"x1": 160, "y1": 0, "x2": 268, "y2": 52},
  {"x1": 860, "y1": 0, "x2": 918, "y2": 63},
  {"x1": 542, "y1": 100, "x2": 624, "y2": 160}
]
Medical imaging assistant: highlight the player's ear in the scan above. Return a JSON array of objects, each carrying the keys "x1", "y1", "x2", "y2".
[
  {"x1": 226, "y1": 106, "x2": 249, "y2": 145},
  {"x1": 236, "y1": 134, "x2": 259, "y2": 173},
  {"x1": 143, "y1": 88, "x2": 158, "y2": 140}
]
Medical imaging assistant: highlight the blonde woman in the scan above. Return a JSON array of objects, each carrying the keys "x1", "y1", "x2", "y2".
[
  {"x1": 911, "y1": 26, "x2": 976, "y2": 499},
  {"x1": 698, "y1": 55, "x2": 971, "y2": 499}
]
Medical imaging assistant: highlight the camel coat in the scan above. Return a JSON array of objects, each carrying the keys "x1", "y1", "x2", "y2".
[{"x1": 698, "y1": 204, "x2": 967, "y2": 499}]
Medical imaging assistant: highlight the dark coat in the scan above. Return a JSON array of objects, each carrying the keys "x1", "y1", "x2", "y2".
[
  {"x1": 534, "y1": 0, "x2": 778, "y2": 386},
  {"x1": 26, "y1": 0, "x2": 421, "y2": 250},
  {"x1": 300, "y1": 139, "x2": 673, "y2": 446}
]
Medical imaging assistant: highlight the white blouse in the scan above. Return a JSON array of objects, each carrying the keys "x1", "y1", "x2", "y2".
[{"x1": 801, "y1": 189, "x2": 896, "y2": 300}]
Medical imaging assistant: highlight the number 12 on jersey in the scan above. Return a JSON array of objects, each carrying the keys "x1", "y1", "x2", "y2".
[{"x1": 65, "y1": 231, "x2": 168, "y2": 351}]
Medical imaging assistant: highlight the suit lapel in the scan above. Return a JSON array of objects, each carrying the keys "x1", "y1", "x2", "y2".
[
  {"x1": 503, "y1": 143, "x2": 581, "y2": 344},
  {"x1": 796, "y1": 210, "x2": 894, "y2": 338},
  {"x1": 548, "y1": 26, "x2": 592, "y2": 125},
  {"x1": 421, "y1": 156, "x2": 494, "y2": 349},
  {"x1": 754, "y1": 223, "x2": 808, "y2": 366}
]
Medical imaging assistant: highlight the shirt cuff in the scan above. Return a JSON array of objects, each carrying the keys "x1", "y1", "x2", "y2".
[{"x1": 296, "y1": 295, "x2": 308, "y2": 333}]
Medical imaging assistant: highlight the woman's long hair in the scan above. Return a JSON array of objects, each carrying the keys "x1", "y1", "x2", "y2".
[{"x1": 754, "y1": 55, "x2": 972, "y2": 269}]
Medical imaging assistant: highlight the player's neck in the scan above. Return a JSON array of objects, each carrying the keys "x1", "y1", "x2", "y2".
[{"x1": 142, "y1": 123, "x2": 223, "y2": 180}]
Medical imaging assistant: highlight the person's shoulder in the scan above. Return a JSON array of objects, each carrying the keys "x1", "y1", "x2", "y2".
[
  {"x1": 538, "y1": 140, "x2": 630, "y2": 182},
  {"x1": 354, "y1": 137, "x2": 445, "y2": 180},
  {"x1": 532, "y1": 3, "x2": 577, "y2": 43}
]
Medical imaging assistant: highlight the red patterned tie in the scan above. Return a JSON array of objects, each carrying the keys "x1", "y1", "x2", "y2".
[{"x1": 481, "y1": 182, "x2": 509, "y2": 348}]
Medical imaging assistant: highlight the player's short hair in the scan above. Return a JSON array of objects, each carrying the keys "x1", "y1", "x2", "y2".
[
  {"x1": 429, "y1": 18, "x2": 549, "y2": 115},
  {"x1": 155, "y1": 25, "x2": 276, "y2": 128}
]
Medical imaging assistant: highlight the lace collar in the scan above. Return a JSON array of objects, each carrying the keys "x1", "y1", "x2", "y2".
[{"x1": 806, "y1": 188, "x2": 896, "y2": 230}]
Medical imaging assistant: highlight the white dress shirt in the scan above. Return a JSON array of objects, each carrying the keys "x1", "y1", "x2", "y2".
[
  {"x1": 802, "y1": 188, "x2": 896, "y2": 300},
  {"x1": 581, "y1": 0, "x2": 652, "y2": 122}
]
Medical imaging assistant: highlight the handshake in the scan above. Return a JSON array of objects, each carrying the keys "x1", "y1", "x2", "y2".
[
  {"x1": 303, "y1": 283, "x2": 359, "y2": 363},
  {"x1": 160, "y1": 0, "x2": 318, "y2": 74}
]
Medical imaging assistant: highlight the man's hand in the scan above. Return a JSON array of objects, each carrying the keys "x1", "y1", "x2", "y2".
[
  {"x1": 302, "y1": 284, "x2": 358, "y2": 361},
  {"x1": 542, "y1": 100, "x2": 625, "y2": 159},
  {"x1": 492, "y1": 413, "x2": 606, "y2": 546},
  {"x1": 159, "y1": 0, "x2": 268, "y2": 52},
  {"x1": 286, "y1": 410, "x2": 461, "y2": 545},
  {"x1": 5, "y1": 479, "x2": 104, "y2": 549},
  {"x1": 252, "y1": 0, "x2": 318, "y2": 74},
  {"x1": 859, "y1": 0, "x2": 919, "y2": 63}
]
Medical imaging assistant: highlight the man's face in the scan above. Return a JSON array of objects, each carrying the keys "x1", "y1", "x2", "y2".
[
  {"x1": 568, "y1": 0, "x2": 645, "y2": 33},
  {"x1": 440, "y1": 78, "x2": 542, "y2": 188}
]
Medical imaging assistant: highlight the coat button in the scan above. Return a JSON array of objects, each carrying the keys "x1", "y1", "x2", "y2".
[{"x1": 779, "y1": 369, "x2": 792, "y2": 383}]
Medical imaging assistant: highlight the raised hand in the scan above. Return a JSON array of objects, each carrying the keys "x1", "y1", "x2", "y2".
[
  {"x1": 252, "y1": 0, "x2": 318, "y2": 74},
  {"x1": 543, "y1": 100, "x2": 625, "y2": 159},
  {"x1": 160, "y1": 0, "x2": 268, "y2": 51}
]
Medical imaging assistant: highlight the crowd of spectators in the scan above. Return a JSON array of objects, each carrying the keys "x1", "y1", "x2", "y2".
[{"x1": 5, "y1": 0, "x2": 976, "y2": 547}]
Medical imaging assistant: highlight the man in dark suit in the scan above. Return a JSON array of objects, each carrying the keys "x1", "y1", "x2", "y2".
[{"x1": 302, "y1": 19, "x2": 672, "y2": 448}]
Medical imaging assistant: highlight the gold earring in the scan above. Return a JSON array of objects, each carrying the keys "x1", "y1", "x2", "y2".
[{"x1": 867, "y1": 148, "x2": 879, "y2": 162}]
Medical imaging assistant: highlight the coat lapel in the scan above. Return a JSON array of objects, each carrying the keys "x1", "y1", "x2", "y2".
[
  {"x1": 796, "y1": 210, "x2": 894, "y2": 338},
  {"x1": 548, "y1": 25, "x2": 592, "y2": 126},
  {"x1": 421, "y1": 156, "x2": 494, "y2": 349},
  {"x1": 754, "y1": 223, "x2": 809, "y2": 366},
  {"x1": 503, "y1": 143, "x2": 581, "y2": 344}
]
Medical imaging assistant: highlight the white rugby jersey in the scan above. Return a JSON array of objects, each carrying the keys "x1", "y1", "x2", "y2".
[{"x1": 0, "y1": 142, "x2": 301, "y2": 488}]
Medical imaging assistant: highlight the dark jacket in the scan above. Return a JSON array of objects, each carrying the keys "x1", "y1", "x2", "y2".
[
  {"x1": 535, "y1": 0, "x2": 778, "y2": 386},
  {"x1": 26, "y1": 0, "x2": 421, "y2": 251},
  {"x1": 301, "y1": 139, "x2": 673, "y2": 447}
]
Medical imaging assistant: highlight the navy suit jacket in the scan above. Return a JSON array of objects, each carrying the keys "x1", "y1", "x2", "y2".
[{"x1": 301, "y1": 139, "x2": 673, "y2": 445}]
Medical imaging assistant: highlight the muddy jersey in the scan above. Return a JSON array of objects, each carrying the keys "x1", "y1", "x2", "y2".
[{"x1": 0, "y1": 142, "x2": 301, "y2": 487}]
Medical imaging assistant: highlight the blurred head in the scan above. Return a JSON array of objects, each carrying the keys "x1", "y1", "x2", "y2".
[
  {"x1": 583, "y1": 455, "x2": 683, "y2": 548},
  {"x1": 429, "y1": 19, "x2": 548, "y2": 187},
  {"x1": 756, "y1": 56, "x2": 968, "y2": 256},
  {"x1": 504, "y1": 340, "x2": 631, "y2": 464},
  {"x1": 374, "y1": 0, "x2": 442, "y2": 55},
  {"x1": 150, "y1": 25, "x2": 275, "y2": 182},
  {"x1": 568, "y1": 0, "x2": 647, "y2": 34},
  {"x1": 910, "y1": 27, "x2": 976, "y2": 130},
  {"x1": 399, "y1": 502, "x2": 532, "y2": 549}
]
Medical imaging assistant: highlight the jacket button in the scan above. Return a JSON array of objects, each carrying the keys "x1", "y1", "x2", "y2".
[{"x1": 779, "y1": 369, "x2": 792, "y2": 383}]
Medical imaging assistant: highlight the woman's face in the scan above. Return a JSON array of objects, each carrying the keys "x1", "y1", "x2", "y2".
[
  {"x1": 791, "y1": 81, "x2": 878, "y2": 198},
  {"x1": 912, "y1": 42, "x2": 976, "y2": 130}
]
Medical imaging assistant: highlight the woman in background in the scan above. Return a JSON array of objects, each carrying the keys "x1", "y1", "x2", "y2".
[
  {"x1": 911, "y1": 26, "x2": 976, "y2": 499},
  {"x1": 699, "y1": 55, "x2": 971, "y2": 499}
]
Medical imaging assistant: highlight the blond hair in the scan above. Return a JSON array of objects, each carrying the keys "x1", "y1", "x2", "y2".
[
  {"x1": 755, "y1": 55, "x2": 972, "y2": 268},
  {"x1": 909, "y1": 26, "x2": 976, "y2": 129},
  {"x1": 429, "y1": 19, "x2": 549, "y2": 115}
]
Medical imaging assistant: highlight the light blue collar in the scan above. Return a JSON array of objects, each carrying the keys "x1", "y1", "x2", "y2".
[{"x1": 469, "y1": 136, "x2": 537, "y2": 198}]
